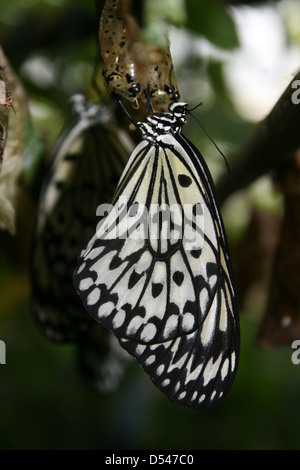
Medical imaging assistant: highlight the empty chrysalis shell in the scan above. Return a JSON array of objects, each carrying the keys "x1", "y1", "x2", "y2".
[{"x1": 99, "y1": 0, "x2": 180, "y2": 112}]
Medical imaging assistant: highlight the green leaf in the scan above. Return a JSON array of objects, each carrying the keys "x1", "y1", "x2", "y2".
[
  {"x1": 141, "y1": 0, "x2": 187, "y2": 48},
  {"x1": 185, "y1": 0, "x2": 239, "y2": 50}
]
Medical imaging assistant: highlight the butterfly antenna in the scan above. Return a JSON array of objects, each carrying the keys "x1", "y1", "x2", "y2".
[
  {"x1": 188, "y1": 109, "x2": 231, "y2": 175},
  {"x1": 113, "y1": 93, "x2": 138, "y2": 128},
  {"x1": 189, "y1": 102, "x2": 203, "y2": 112},
  {"x1": 146, "y1": 84, "x2": 154, "y2": 115}
]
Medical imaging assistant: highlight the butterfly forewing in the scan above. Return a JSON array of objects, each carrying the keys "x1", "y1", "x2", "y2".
[{"x1": 74, "y1": 102, "x2": 239, "y2": 409}]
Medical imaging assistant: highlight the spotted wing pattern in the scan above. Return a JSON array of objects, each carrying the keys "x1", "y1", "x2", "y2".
[
  {"x1": 31, "y1": 96, "x2": 133, "y2": 391},
  {"x1": 73, "y1": 102, "x2": 240, "y2": 408}
]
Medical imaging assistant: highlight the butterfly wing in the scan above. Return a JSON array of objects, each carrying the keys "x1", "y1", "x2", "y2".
[
  {"x1": 31, "y1": 100, "x2": 134, "y2": 391},
  {"x1": 73, "y1": 131, "x2": 239, "y2": 408},
  {"x1": 31, "y1": 113, "x2": 130, "y2": 340},
  {"x1": 122, "y1": 135, "x2": 239, "y2": 408}
]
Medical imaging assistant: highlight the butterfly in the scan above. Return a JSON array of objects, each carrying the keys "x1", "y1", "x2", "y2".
[
  {"x1": 31, "y1": 94, "x2": 133, "y2": 391},
  {"x1": 73, "y1": 101, "x2": 240, "y2": 409}
]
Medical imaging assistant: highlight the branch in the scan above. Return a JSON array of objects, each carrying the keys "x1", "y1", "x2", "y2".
[
  {"x1": 216, "y1": 71, "x2": 300, "y2": 205},
  {"x1": 257, "y1": 151, "x2": 300, "y2": 348}
]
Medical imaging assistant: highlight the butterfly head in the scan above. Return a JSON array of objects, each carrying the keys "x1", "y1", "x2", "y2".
[
  {"x1": 137, "y1": 101, "x2": 189, "y2": 141},
  {"x1": 169, "y1": 102, "x2": 188, "y2": 117},
  {"x1": 168, "y1": 102, "x2": 188, "y2": 132}
]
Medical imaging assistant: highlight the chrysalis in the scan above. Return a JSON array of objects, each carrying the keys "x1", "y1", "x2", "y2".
[{"x1": 99, "y1": 0, "x2": 180, "y2": 112}]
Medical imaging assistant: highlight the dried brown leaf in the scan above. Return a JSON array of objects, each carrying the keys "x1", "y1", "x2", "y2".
[{"x1": 0, "y1": 46, "x2": 29, "y2": 235}]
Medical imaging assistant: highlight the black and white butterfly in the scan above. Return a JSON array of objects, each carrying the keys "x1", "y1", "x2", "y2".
[
  {"x1": 31, "y1": 94, "x2": 132, "y2": 391},
  {"x1": 73, "y1": 102, "x2": 240, "y2": 408}
]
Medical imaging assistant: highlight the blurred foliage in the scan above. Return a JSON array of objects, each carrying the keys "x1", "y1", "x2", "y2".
[
  {"x1": 140, "y1": 0, "x2": 187, "y2": 48},
  {"x1": 185, "y1": 0, "x2": 239, "y2": 49},
  {"x1": 0, "y1": 0, "x2": 300, "y2": 450}
]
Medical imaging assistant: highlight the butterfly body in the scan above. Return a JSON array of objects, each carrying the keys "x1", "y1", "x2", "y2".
[{"x1": 74, "y1": 102, "x2": 240, "y2": 408}]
